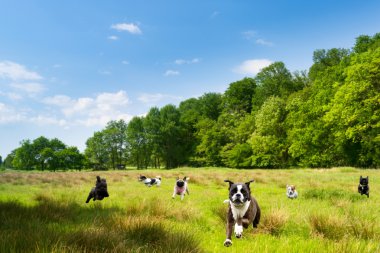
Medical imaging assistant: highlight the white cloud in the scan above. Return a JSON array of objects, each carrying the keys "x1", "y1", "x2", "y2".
[
  {"x1": 108, "y1": 35, "x2": 119, "y2": 40},
  {"x1": 0, "y1": 91, "x2": 23, "y2": 101},
  {"x1": 0, "y1": 103, "x2": 25, "y2": 123},
  {"x1": 29, "y1": 115, "x2": 67, "y2": 127},
  {"x1": 0, "y1": 61, "x2": 43, "y2": 81},
  {"x1": 234, "y1": 59, "x2": 273, "y2": 76},
  {"x1": 164, "y1": 70, "x2": 180, "y2": 76},
  {"x1": 43, "y1": 90, "x2": 131, "y2": 127},
  {"x1": 10, "y1": 82, "x2": 45, "y2": 94},
  {"x1": 138, "y1": 93, "x2": 182, "y2": 105},
  {"x1": 256, "y1": 39, "x2": 274, "y2": 46},
  {"x1": 122, "y1": 60, "x2": 130, "y2": 65},
  {"x1": 111, "y1": 23, "x2": 142, "y2": 34},
  {"x1": 174, "y1": 58, "x2": 200, "y2": 65}
]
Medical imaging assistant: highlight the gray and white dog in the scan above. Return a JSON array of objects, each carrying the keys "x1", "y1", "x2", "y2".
[
  {"x1": 286, "y1": 185, "x2": 298, "y2": 199},
  {"x1": 223, "y1": 179, "x2": 261, "y2": 247},
  {"x1": 86, "y1": 176, "x2": 109, "y2": 203},
  {"x1": 138, "y1": 175, "x2": 161, "y2": 187},
  {"x1": 172, "y1": 176, "x2": 190, "y2": 200}
]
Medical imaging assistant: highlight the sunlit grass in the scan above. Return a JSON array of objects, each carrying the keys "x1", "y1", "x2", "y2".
[{"x1": 0, "y1": 167, "x2": 379, "y2": 252}]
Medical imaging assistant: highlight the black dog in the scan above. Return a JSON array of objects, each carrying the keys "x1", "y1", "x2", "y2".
[
  {"x1": 86, "y1": 176, "x2": 109, "y2": 203},
  {"x1": 358, "y1": 176, "x2": 369, "y2": 198}
]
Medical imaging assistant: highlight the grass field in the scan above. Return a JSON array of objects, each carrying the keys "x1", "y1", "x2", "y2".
[{"x1": 0, "y1": 167, "x2": 379, "y2": 253}]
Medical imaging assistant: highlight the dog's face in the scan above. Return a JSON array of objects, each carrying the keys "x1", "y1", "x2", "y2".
[
  {"x1": 286, "y1": 185, "x2": 296, "y2": 195},
  {"x1": 95, "y1": 176, "x2": 109, "y2": 199},
  {"x1": 225, "y1": 179, "x2": 253, "y2": 206},
  {"x1": 176, "y1": 176, "x2": 188, "y2": 187},
  {"x1": 360, "y1": 176, "x2": 368, "y2": 185},
  {"x1": 138, "y1": 175, "x2": 147, "y2": 181}
]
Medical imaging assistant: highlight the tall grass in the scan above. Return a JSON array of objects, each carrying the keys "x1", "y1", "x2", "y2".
[{"x1": 0, "y1": 167, "x2": 379, "y2": 252}]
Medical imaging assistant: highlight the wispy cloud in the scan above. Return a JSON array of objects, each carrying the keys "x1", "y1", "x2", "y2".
[
  {"x1": 0, "y1": 103, "x2": 26, "y2": 123},
  {"x1": 0, "y1": 61, "x2": 43, "y2": 81},
  {"x1": 242, "y1": 31, "x2": 274, "y2": 47},
  {"x1": 42, "y1": 90, "x2": 132, "y2": 127},
  {"x1": 99, "y1": 70, "x2": 112, "y2": 75},
  {"x1": 10, "y1": 82, "x2": 45, "y2": 94},
  {"x1": 174, "y1": 58, "x2": 200, "y2": 65},
  {"x1": 138, "y1": 93, "x2": 182, "y2": 105},
  {"x1": 242, "y1": 30, "x2": 257, "y2": 40},
  {"x1": 108, "y1": 35, "x2": 119, "y2": 40},
  {"x1": 0, "y1": 91, "x2": 23, "y2": 101},
  {"x1": 234, "y1": 59, "x2": 273, "y2": 76},
  {"x1": 110, "y1": 23, "x2": 142, "y2": 34},
  {"x1": 210, "y1": 11, "x2": 220, "y2": 19},
  {"x1": 122, "y1": 60, "x2": 130, "y2": 65},
  {"x1": 164, "y1": 70, "x2": 180, "y2": 76},
  {"x1": 256, "y1": 38, "x2": 274, "y2": 46}
]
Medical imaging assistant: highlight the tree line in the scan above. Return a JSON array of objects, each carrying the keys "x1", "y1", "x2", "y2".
[{"x1": 3, "y1": 33, "x2": 380, "y2": 170}]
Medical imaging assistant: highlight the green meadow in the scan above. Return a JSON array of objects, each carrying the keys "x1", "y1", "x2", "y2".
[{"x1": 0, "y1": 167, "x2": 379, "y2": 253}]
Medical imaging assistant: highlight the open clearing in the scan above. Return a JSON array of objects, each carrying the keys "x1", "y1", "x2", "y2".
[{"x1": 0, "y1": 167, "x2": 379, "y2": 253}]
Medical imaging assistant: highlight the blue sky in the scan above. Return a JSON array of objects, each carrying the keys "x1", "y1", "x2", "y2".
[{"x1": 1, "y1": 0, "x2": 380, "y2": 158}]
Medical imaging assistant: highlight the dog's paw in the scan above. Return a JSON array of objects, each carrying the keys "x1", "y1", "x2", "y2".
[
  {"x1": 223, "y1": 239, "x2": 232, "y2": 247},
  {"x1": 234, "y1": 224, "x2": 243, "y2": 238}
]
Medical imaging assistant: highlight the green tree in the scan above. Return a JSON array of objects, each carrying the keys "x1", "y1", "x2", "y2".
[
  {"x1": 12, "y1": 140, "x2": 34, "y2": 169},
  {"x1": 85, "y1": 131, "x2": 109, "y2": 170},
  {"x1": 126, "y1": 116, "x2": 150, "y2": 169},
  {"x1": 252, "y1": 62, "x2": 296, "y2": 111},
  {"x1": 249, "y1": 97, "x2": 288, "y2": 168},
  {"x1": 223, "y1": 78, "x2": 256, "y2": 114},
  {"x1": 144, "y1": 107, "x2": 163, "y2": 168},
  {"x1": 159, "y1": 105, "x2": 186, "y2": 168},
  {"x1": 103, "y1": 120, "x2": 128, "y2": 169},
  {"x1": 324, "y1": 47, "x2": 380, "y2": 167}
]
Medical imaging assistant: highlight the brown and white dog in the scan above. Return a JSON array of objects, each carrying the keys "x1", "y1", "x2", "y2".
[
  {"x1": 172, "y1": 176, "x2": 190, "y2": 200},
  {"x1": 286, "y1": 185, "x2": 298, "y2": 199},
  {"x1": 223, "y1": 179, "x2": 260, "y2": 247}
]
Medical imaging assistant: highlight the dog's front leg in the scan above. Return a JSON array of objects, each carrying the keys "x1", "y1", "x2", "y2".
[
  {"x1": 234, "y1": 218, "x2": 243, "y2": 238},
  {"x1": 180, "y1": 193, "x2": 185, "y2": 200},
  {"x1": 186, "y1": 188, "x2": 190, "y2": 195},
  {"x1": 85, "y1": 188, "x2": 95, "y2": 203},
  {"x1": 224, "y1": 210, "x2": 234, "y2": 247}
]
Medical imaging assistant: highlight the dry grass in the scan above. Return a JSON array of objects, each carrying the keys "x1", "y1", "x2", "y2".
[{"x1": 260, "y1": 209, "x2": 289, "y2": 236}]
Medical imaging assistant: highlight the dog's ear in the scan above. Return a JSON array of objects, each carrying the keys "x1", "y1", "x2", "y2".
[
  {"x1": 183, "y1": 176, "x2": 189, "y2": 181},
  {"x1": 224, "y1": 179, "x2": 234, "y2": 189},
  {"x1": 96, "y1": 176, "x2": 101, "y2": 182},
  {"x1": 360, "y1": 175, "x2": 362, "y2": 180},
  {"x1": 367, "y1": 176, "x2": 369, "y2": 182},
  {"x1": 245, "y1": 179, "x2": 254, "y2": 189},
  {"x1": 176, "y1": 177, "x2": 179, "y2": 180}
]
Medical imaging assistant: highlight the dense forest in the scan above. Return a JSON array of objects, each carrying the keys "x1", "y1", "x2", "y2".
[{"x1": 3, "y1": 33, "x2": 380, "y2": 170}]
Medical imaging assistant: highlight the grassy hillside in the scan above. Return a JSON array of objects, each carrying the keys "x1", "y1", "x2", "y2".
[{"x1": 0, "y1": 168, "x2": 379, "y2": 252}]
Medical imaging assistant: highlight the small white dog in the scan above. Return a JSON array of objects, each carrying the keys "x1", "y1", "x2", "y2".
[
  {"x1": 172, "y1": 177, "x2": 190, "y2": 200},
  {"x1": 286, "y1": 185, "x2": 298, "y2": 199}
]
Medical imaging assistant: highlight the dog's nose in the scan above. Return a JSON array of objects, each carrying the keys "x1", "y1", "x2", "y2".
[{"x1": 235, "y1": 193, "x2": 242, "y2": 198}]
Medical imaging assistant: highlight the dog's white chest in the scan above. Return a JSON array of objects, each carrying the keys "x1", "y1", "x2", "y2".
[{"x1": 230, "y1": 200, "x2": 251, "y2": 220}]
